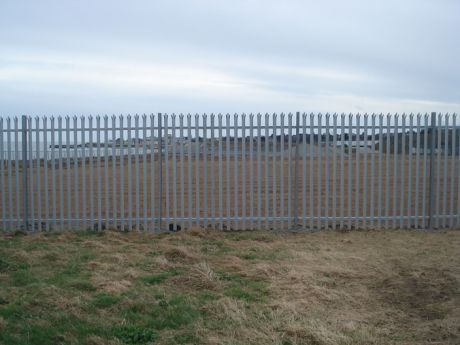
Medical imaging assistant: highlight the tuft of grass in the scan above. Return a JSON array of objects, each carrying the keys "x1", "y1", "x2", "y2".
[
  {"x1": 69, "y1": 279, "x2": 97, "y2": 291},
  {"x1": 0, "y1": 302, "x2": 27, "y2": 321},
  {"x1": 111, "y1": 324, "x2": 156, "y2": 344},
  {"x1": 223, "y1": 285, "x2": 254, "y2": 301},
  {"x1": 148, "y1": 295, "x2": 200, "y2": 330},
  {"x1": 9, "y1": 270, "x2": 37, "y2": 286},
  {"x1": 139, "y1": 268, "x2": 182, "y2": 285},
  {"x1": 60, "y1": 253, "x2": 93, "y2": 276},
  {"x1": 146, "y1": 249, "x2": 162, "y2": 257},
  {"x1": 74, "y1": 229, "x2": 106, "y2": 238},
  {"x1": 0, "y1": 252, "x2": 30, "y2": 273},
  {"x1": 0, "y1": 257, "x2": 17, "y2": 273},
  {"x1": 241, "y1": 253, "x2": 258, "y2": 260},
  {"x1": 164, "y1": 246, "x2": 197, "y2": 262},
  {"x1": 219, "y1": 272, "x2": 269, "y2": 302},
  {"x1": 120, "y1": 294, "x2": 200, "y2": 333},
  {"x1": 172, "y1": 331, "x2": 200, "y2": 344},
  {"x1": 91, "y1": 293, "x2": 121, "y2": 308},
  {"x1": 173, "y1": 262, "x2": 219, "y2": 291}
]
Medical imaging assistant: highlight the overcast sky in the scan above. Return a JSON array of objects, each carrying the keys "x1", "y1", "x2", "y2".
[{"x1": 0, "y1": 0, "x2": 459, "y2": 115}]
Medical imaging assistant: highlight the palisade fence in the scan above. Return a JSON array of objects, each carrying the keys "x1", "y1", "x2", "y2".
[{"x1": 0, "y1": 112, "x2": 459, "y2": 233}]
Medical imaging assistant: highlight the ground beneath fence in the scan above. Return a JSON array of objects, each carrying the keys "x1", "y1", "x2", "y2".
[{"x1": 0, "y1": 229, "x2": 459, "y2": 345}]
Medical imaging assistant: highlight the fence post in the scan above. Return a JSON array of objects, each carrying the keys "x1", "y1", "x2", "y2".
[
  {"x1": 427, "y1": 111, "x2": 436, "y2": 230},
  {"x1": 157, "y1": 113, "x2": 163, "y2": 231},
  {"x1": 293, "y1": 111, "x2": 300, "y2": 228},
  {"x1": 21, "y1": 115, "x2": 29, "y2": 231}
]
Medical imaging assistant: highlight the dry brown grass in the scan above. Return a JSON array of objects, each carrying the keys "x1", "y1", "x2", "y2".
[
  {"x1": 172, "y1": 262, "x2": 220, "y2": 291},
  {"x1": 1, "y1": 229, "x2": 459, "y2": 344}
]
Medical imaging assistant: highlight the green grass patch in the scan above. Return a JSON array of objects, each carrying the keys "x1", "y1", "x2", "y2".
[
  {"x1": 91, "y1": 293, "x2": 121, "y2": 308},
  {"x1": 74, "y1": 229, "x2": 106, "y2": 238},
  {"x1": 9, "y1": 270, "x2": 37, "y2": 286},
  {"x1": 45, "y1": 250, "x2": 95, "y2": 289},
  {"x1": 111, "y1": 324, "x2": 157, "y2": 344},
  {"x1": 0, "y1": 257, "x2": 18, "y2": 273},
  {"x1": 0, "y1": 302, "x2": 27, "y2": 321},
  {"x1": 68, "y1": 279, "x2": 97, "y2": 291},
  {"x1": 197, "y1": 291, "x2": 217, "y2": 303},
  {"x1": 0, "y1": 238, "x2": 14, "y2": 248},
  {"x1": 146, "y1": 249, "x2": 163, "y2": 257},
  {"x1": 121, "y1": 294, "x2": 200, "y2": 332},
  {"x1": 61, "y1": 252, "x2": 93, "y2": 274},
  {"x1": 225, "y1": 230, "x2": 275, "y2": 242},
  {"x1": 224, "y1": 285, "x2": 255, "y2": 301},
  {"x1": 149, "y1": 295, "x2": 200, "y2": 330},
  {"x1": 259, "y1": 247, "x2": 288, "y2": 261},
  {"x1": 0, "y1": 251, "x2": 30, "y2": 273},
  {"x1": 139, "y1": 268, "x2": 182, "y2": 285},
  {"x1": 241, "y1": 253, "x2": 258, "y2": 260},
  {"x1": 172, "y1": 330, "x2": 200, "y2": 344},
  {"x1": 200, "y1": 239, "x2": 232, "y2": 256},
  {"x1": 219, "y1": 272, "x2": 269, "y2": 302},
  {"x1": 0, "y1": 306, "x2": 103, "y2": 345},
  {"x1": 23, "y1": 241, "x2": 49, "y2": 252}
]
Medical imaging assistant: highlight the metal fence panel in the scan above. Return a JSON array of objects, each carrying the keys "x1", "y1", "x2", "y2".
[{"x1": 0, "y1": 113, "x2": 458, "y2": 232}]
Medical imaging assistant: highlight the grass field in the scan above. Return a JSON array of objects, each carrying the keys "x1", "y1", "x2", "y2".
[{"x1": 1, "y1": 229, "x2": 459, "y2": 344}]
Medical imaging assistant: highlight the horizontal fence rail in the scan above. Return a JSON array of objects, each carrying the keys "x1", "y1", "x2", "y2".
[{"x1": 0, "y1": 113, "x2": 459, "y2": 232}]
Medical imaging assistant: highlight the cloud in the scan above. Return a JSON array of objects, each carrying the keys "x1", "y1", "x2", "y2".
[{"x1": 0, "y1": 0, "x2": 459, "y2": 115}]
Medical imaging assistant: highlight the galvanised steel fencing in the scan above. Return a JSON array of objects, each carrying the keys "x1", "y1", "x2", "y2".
[{"x1": 0, "y1": 113, "x2": 459, "y2": 232}]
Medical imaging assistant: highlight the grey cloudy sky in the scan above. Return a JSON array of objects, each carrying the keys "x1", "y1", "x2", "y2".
[{"x1": 0, "y1": 0, "x2": 459, "y2": 115}]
